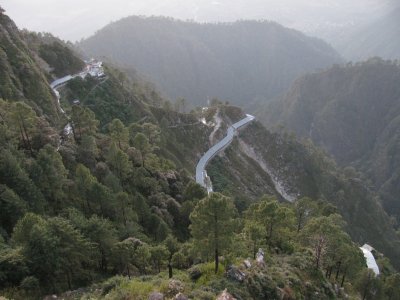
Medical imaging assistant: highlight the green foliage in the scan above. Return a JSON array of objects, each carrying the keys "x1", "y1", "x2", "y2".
[
  {"x1": 264, "y1": 60, "x2": 400, "y2": 226},
  {"x1": 0, "y1": 149, "x2": 45, "y2": 213},
  {"x1": 355, "y1": 269, "x2": 384, "y2": 300},
  {"x1": 190, "y1": 193, "x2": 238, "y2": 273},
  {"x1": 2, "y1": 10, "x2": 400, "y2": 299},
  {"x1": 0, "y1": 16, "x2": 58, "y2": 122},
  {"x1": 11, "y1": 213, "x2": 93, "y2": 291},
  {"x1": 0, "y1": 185, "x2": 27, "y2": 236},
  {"x1": 108, "y1": 118, "x2": 129, "y2": 150},
  {"x1": 150, "y1": 245, "x2": 169, "y2": 273},
  {"x1": 70, "y1": 105, "x2": 99, "y2": 141},
  {"x1": 30, "y1": 145, "x2": 68, "y2": 213},
  {"x1": 39, "y1": 41, "x2": 85, "y2": 77},
  {"x1": 245, "y1": 269, "x2": 278, "y2": 299},
  {"x1": 63, "y1": 67, "x2": 151, "y2": 127},
  {"x1": 383, "y1": 273, "x2": 400, "y2": 300},
  {"x1": 106, "y1": 143, "x2": 132, "y2": 180},
  {"x1": 245, "y1": 196, "x2": 295, "y2": 251}
]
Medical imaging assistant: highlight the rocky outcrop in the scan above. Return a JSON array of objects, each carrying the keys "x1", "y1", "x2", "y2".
[
  {"x1": 216, "y1": 289, "x2": 236, "y2": 300},
  {"x1": 148, "y1": 292, "x2": 164, "y2": 300},
  {"x1": 174, "y1": 293, "x2": 188, "y2": 300},
  {"x1": 225, "y1": 265, "x2": 246, "y2": 282}
]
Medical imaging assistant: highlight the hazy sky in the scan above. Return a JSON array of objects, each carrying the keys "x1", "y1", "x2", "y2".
[{"x1": 1, "y1": 0, "x2": 395, "y2": 42}]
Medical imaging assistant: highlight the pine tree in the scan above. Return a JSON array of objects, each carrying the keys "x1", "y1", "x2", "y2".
[{"x1": 190, "y1": 192, "x2": 237, "y2": 273}]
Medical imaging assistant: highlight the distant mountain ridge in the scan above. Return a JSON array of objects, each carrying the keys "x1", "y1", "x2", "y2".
[
  {"x1": 335, "y1": 7, "x2": 400, "y2": 60},
  {"x1": 78, "y1": 16, "x2": 342, "y2": 111},
  {"x1": 264, "y1": 58, "x2": 400, "y2": 222}
]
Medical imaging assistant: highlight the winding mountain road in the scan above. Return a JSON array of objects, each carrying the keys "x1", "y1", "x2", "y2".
[
  {"x1": 195, "y1": 112, "x2": 379, "y2": 276},
  {"x1": 50, "y1": 75, "x2": 75, "y2": 140},
  {"x1": 360, "y1": 245, "x2": 380, "y2": 276},
  {"x1": 195, "y1": 114, "x2": 255, "y2": 192},
  {"x1": 50, "y1": 63, "x2": 106, "y2": 145}
]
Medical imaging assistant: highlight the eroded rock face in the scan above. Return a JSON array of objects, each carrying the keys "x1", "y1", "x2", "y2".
[
  {"x1": 167, "y1": 279, "x2": 184, "y2": 297},
  {"x1": 256, "y1": 248, "x2": 265, "y2": 266},
  {"x1": 243, "y1": 259, "x2": 252, "y2": 268},
  {"x1": 216, "y1": 289, "x2": 236, "y2": 300},
  {"x1": 225, "y1": 265, "x2": 246, "y2": 282},
  {"x1": 174, "y1": 292, "x2": 188, "y2": 300}
]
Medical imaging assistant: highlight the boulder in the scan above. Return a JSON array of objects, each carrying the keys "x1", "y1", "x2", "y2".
[
  {"x1": 217, "y1": 289, "x2": 236, "y2": 300},
  {"x1": 256, "y1": 248, "x2": 265, "y2": 266},
  {"x1": 225, "y1": 265, "x2": 246, "y2": 282},
  {"x1": 188, "y1": 266, "x2": 202, "y2": 280},
  {"x1": 148, "y1": 292, "x2": 164, "y2": 300},
  {"x1": 175, "y1": 293, "x2": 188, "y2": 300},
  {"x1": 167, "y1": 279, "x2": 184, "y2": 297},
  {"x1": 243, "y1": 259, "x2": 251, "y2": 268}
]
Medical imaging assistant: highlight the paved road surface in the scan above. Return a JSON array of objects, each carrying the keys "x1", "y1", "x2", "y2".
[
  {"x1": 360, "y1": 245, "x2": 380, "y2": 275},
  {"x1": 196, "y1": 114, "x2": 255, "y2": 190}
]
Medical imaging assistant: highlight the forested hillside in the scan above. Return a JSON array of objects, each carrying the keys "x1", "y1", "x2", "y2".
[
  {"x1": 264, "y1": 58, "x2": 400, "y2": 224},
  {"x1": 78, "y1": 16, "x2": 342, "y2": 110},
  {"x1": 1, "y1": 9, "x2": 400, "y2": 300},
  {"x1": 0, "y1": 11, "x2": 60, "y2": 123}
]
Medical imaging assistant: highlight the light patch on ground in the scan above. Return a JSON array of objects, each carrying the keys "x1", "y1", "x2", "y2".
[{"x1": 238, "y1": 139, "x2": 296, "y2": 202}]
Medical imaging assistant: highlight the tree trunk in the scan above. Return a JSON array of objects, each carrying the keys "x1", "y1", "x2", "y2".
[
  {"x1": 315, "y1": 240, "x2": 322, "y2": 269},
  {"x1": 99, "y1": 199, "x2": 106, "y2": 217},
  {"x1": 297, "y1": 212, "x2": 303, "y2": 233},
  {"x1": 71, "y1": 122, "x2": 77, "y2": 141},
  {"x1": 362, "y1": 274, "x2": 371, "y2": 300},
  {"x1": 328, "y1": 266, "x2": 334, "y2": 279},
  {"x1": 215, "y1": 247, "x2": 219, "y2": 274},
  {"x1": 214, "y1": 211, "x2": 219, "y2": 274},
  {"x1": 268, "y1": 222, "x2": 273, "y2": 245},
  {"x1": 86, "y1": 198, "x2": 92, "y2": 214},
  {"x1": 19, "y1": 116, "x2": 33, "y2": 155},
  {"x1": 127, "y1": 264, "x2": 131, "y2": 279},
  {"x1": 66, "y1": 271, "x2": 72, "y2": 290},
  {"x1": 18, "y1": 124, "x2": 28, "y2": 150},
  {"x1": 168, "y1": 261, "x2": 173, "y2": 278},
  {"x1": 335, "y1": 261, "x2": 341, "y2": 280},
  {"x1": 120, "y1": 197, "x2": 127, "y2": 226},
  {"x1": 341, "y1": 268, "x2": 347, "y2": 287}
]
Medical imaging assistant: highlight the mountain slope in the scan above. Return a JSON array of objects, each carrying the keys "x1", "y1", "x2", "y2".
[
  {"x1": 201, "y1": 108, "x2": 400, "y2": 268},
  {"x1": 263, "y1": 58, "x2": 400, "y2": 222},
  {"x1": 334, "y1": 7, "x2": 400, "y2": 60},
  {"x1": 0, "y1": 10, "x2": 60, "y2": 123},
  {"x1": 78, "y1": 16, "x2": 342, "y2": 111},
  {"x1": 1, "y1": 10, "x2": 400, "y2": 298}
]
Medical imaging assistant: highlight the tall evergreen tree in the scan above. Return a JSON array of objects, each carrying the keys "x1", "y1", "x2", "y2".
[{"x1": 190, "y1": 192, "x2": 237, "y2": 273}]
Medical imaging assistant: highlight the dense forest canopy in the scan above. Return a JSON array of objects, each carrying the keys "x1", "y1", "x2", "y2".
[{"x1": 263, "y1": 58, "x2": 400, "y2": 224}]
